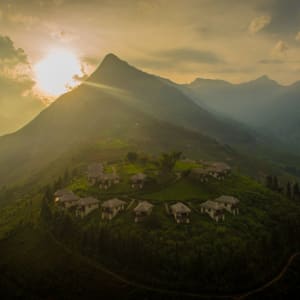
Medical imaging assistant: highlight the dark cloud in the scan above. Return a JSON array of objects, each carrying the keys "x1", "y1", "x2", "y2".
[
  {"x1": 0, "y1": 35, "x2": 27, "y2": 65},
  {"x1": 258, "y1": 0, "x2": 300, "y2": 35}
]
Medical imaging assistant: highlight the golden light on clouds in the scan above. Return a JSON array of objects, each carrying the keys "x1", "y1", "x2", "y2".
[{"x1": 34, "y1": 48, "x2": 83, "y2": 97}]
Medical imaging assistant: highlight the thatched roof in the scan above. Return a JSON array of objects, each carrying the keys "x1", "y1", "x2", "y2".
[
  {"x1": 54, "y1": 189, "x2": 73, "y2": 197},
  {"x1": 134, "y1": 201, "x2": 153, "y2": 213},
  {"x1": 130, "y1": 173, "x2": 147, "y2": 183},
  {"x1": 209, "y1": 162, "x2": 231, "y2": 173},
  {"x1": 170, "y1": 202, "x2": 191, "y2": 214},
  {"x1": 214, "y1": 195, "x2": 239, "y2": 205},
  {"x1": 77, "y1": 197, "x2": 99, "y2": 207},
  {"x1": 102, "y1": 198, "x2": 126, "y2": 208},
  {"x1": 59, "y1": 192, "x2": 80, "y2": 203},
  {"x1": 190, "y1": 168, "x2": 210, "y2": 176},
  {"x1": 99, "y1": 173, "x2": 119, "y2": 181},
  {"x1": 200, "y1": 200, "x2": 222, "y2": 210}
]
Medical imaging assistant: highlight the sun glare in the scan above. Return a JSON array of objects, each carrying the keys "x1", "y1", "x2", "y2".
[{"x1": 34, "y1": 48, "x2": 83, "y2": 97}]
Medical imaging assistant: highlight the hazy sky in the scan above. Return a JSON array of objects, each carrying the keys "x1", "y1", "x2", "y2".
[{"x1": 1, "y1": 0, "x2": 300, "y2": 86}]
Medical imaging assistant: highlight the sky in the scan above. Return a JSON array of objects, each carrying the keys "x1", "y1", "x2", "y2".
[{"x1": 1, "y1": 0, "x2": 300, "y2": 104}]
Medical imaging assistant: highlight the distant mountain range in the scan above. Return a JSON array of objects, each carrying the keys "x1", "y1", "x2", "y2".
[
  {"x1": 0, "y1": 54, "x2": 298, "y2": 187},
  {"x1": 184, "y1": 75, "x2": 300, "y2": 151},
  {"x1": 0, "y1": 54, "x2": 249, "y2": 186}
]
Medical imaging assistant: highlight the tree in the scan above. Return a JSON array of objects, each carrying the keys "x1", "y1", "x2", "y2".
[
  {"x1": 265, "y1": 175, "x2": 273, "y2": 189},
  {"x1": 126, "y1": 152, "x2": 138, "y2": 163},
  {"x1": 159, "y1": 151, "x2": 182, "y2": 174},
  {"x1": 272, "y1": 176, "x2": 279, "y2": 192},
  {"x1": 286, "y1": 181, "x2": 292, "y2": 199},
  {"x1": 293, "y1": 182, "x2": 300, "y2": 200}
]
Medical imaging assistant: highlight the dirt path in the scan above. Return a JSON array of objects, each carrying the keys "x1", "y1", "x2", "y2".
[{"x1": 47, "y1": 230, "x2": 300, "y2": 299}]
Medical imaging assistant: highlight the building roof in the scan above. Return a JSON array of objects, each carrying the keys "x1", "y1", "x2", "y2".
[
  {"x1": 87, "y1": 163, "x2": 104, "y2": 178},
  {"x1": 77, "y1": 197, "x2": 99, "y2": 207},
  {"x1": 102, "y1": 198, "x2": 126, "y2": 208},
  {"x1": 170, "y1": 202, "x2": 191, "y2": 214},
  {"x1": 59, "y1": 192, "x2": 80, "y2": 203},
  {"x1": 99, "y1": 173, "x2": 119, "y2": 181},
  {"x1": 210, "y1": 162, "x2": 231, "y2": 172},
  {"x1": 134, "y1": 201, "x2": 153, "y2": 213},
  {"x1": 130, "y1": 173, "x2": 147, "y2": 182},
  {"x1": 54, "y1": 189, "x2": 73, "y2": 197},
  {"x1": 200, "y1": 200, "x2": 222, "y2": 210},
  {"x1": 191, "y1": 168, "x2": 210, "y2": 176},
  {"x1": 214, "y1": 195, "x2": 239, "y2": 205}
]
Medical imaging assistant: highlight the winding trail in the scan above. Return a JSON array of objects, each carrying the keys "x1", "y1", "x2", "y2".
[{"x1": 47, "y1": 230, "x2": 300, "y2": 299}]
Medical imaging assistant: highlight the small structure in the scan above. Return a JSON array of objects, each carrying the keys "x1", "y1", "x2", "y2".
[
  {"x1": 133, "y1": 201, "x2": 154, "y2": 222},
  {"x1": 200, "y1": 200, "x2": 225, "y2": 222},
  {"x1": 101, "y1": 198, "x2": 126, "y2": 220},
  {"x1": 76, "y1": 197, "x2": 100, "y2": 218},
  {"x1": 206, "y1": 162, "x2": 231, "y2": 180},
  {"x1": 99, "y1": 173, "x2": 120, "y2": 190},
  {"x1": 87, "y1": 163, "x2": 104, "y2": 185},
  {"x1": 130, "y1": 173, "x2": 147, "y2": 189},
  {"x1": 214, "y1": 195, "x2": 239, "y2": 215},
  {"x1": 189, "y1": 168, "x2": 210, "y2": 183},
  {"x1": 54, "y1": 190, "x2": 80, "y2": 209},
  {"x1": 170, "y1": 202, "x2": 191, "y2": 224},
  {"x1": 54, "y1": 189, "x2": 73, "y2": 202}
]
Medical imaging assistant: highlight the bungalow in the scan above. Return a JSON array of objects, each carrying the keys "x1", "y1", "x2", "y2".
[
  {"x1": 207, "y1": 162, "x2": 231, "y2": 180},
  {"x1": 133, "y1": 201, "x2": 154, "y2": 222},
  {"x1": 76, "y1": 197, "x2": 100, "y2": 218},
  {"x1": 101, "y1": 198, "x2": 126, "y2": 220},
  {"x1": 214, "y1": 195, "x2": 240, "y2": 215},
  {"x1": 99, "y1": 173, "x2": 120, "y2": 190},
  {"x1": 170, "y1": 202, "x2": 191, "y2": 224},
  {"x1": 189, "y1": 168, "x2": 210, "y2": 183},
  {"x1": 200, "y1": 200, "x2": 225, "y2": 222},
  {"x1": 87, "y1": 163, "x2": 104, "y2": 185},
  {"x1": 54, "y1": 190, "x2": 80, "y2": 209},
  {"x1": 130, "y1": 173, "x2": 147, "y2": 189},
  {"x1": 54, "y1": 189, "x2": 73, "y2": 202}
]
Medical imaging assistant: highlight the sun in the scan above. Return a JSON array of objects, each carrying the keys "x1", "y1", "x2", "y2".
[{"x1": 34, "y1": 48, "x2": 83, "y2": 97}]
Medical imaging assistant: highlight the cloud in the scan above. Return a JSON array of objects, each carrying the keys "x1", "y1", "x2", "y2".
[
  {"x1": 50, "y1": 29, "x2": 79, "y2": 43},
  {"x1": 157, "y1": 48, "x2": 224, "y2": 64},
  {"x1": 0, "y1": 35, "x2": 28, "y2": 66},
  {"x1": 258, "y1": 59, "x2": 284, "y2": 64},
  {"x1": 8, "y1": 13, "x2": 39, "y2": 28},
  {"x1": 272, "y1": 40, "x2": 288, "y2": 56},
  {"x1": 248, "y1": 15, "x2": 271, "y2": 34},
  {"x1": 257, "y1": 0, "x2": 300, "y2": 35}
]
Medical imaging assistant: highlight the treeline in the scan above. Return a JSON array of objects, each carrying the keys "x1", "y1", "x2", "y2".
[{"x1": 265, "y1": 175, "x2": 300, "y2": 200}]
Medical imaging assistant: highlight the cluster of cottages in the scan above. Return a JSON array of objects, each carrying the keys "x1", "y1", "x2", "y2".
[
  {"x1": 53, "y1": 160, "x2": 238, "y2": 223},
  {"x1": 87, "y1": 163, "x2": 147, "y2": 190},
  {"x1": 189, "y1": 162, "x2": 231, "y2": 182},
  {"x1": 54, "y1": 189, "x2": 239, "y2": 223}
]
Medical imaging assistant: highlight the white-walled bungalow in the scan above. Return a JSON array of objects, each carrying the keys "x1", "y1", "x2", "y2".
[
  {"x1": 133, "y1": 201, "x2": 154, "y2": 222},
  {"x1": 87, "y1": 163, "x2": 104, "y2": 185},
  {"x1": 170, "y1": 202, "x2": 191, "y2": 224},
  {"x1": 54, "y1": 189, "x2": 73, "y2": 202},
  {"x1": 214, "y1": 195, "x2": 240, "y2": 215},
  {"x1": 200, "y1": 200, "x2": 225, "y2": 222},
  {"x1": 101, "y1": 198, "x2": 126, "y2": 220},
  {"x1": 99, "y1": 173, "x2": 120, "y2": 190},
  {"x1": 189, "y1": 168, "x2": 210, "y2": 182},
  {"x1": 130, "y1": 173, "x2": 147, "y2": 189},
  {"x1": 207, "y1": 162, "x2": 231, "y2": 180},
  {"x1": 76, "y1": 197, "x2": 100, "y2": 218},
  {"x1": 54, "y1": 190, "x2": 80, "y2": 209}
]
